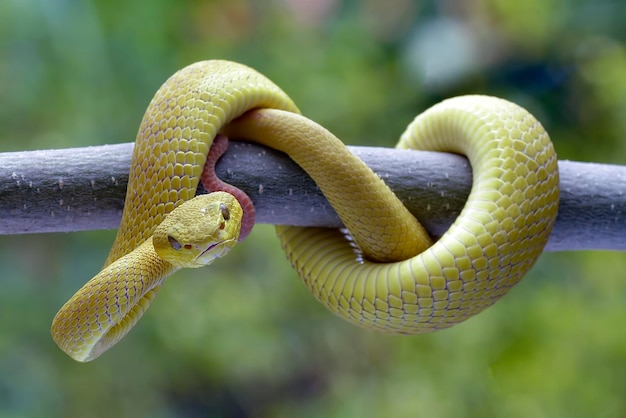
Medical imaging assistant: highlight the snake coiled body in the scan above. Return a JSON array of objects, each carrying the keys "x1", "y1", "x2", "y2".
[{"x1": 51, "y1": 60, "x2": 559, "y2": 361}]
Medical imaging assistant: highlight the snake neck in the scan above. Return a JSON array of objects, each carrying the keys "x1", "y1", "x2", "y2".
[{"x1": 52, "y1": 239, "x2": 178, "y2": 362}]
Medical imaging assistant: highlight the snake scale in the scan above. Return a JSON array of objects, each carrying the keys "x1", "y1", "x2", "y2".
[{"x1": 51, "y1": 60, "x2": 559, "y2": 362}]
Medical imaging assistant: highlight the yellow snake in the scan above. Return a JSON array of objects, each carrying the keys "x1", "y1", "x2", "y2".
[{"x1": 51, "y1": 60, "x2": 559, "y2": 362}]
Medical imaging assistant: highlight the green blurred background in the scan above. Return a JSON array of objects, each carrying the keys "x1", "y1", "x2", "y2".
[{"x1": 1, "y1": 0, "x2": 626, "y2": 417}]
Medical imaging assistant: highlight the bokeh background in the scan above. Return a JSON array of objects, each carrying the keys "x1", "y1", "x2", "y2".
[{"x1": 2, "y1": 0, "x2": 626, "y2": 417}]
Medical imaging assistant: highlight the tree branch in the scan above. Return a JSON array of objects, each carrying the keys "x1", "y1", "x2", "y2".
[{"x1": 1, "y1": 142, "x2": 624, "y2": 252}]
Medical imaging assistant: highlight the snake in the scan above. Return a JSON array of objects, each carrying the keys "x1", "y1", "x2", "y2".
[{"x1": 51, "y1": 60, "x2": 559, "y2": 362}]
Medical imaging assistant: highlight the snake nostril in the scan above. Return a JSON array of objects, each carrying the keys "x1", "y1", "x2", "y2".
[{"x1": 220, "y1": 203, "x2": 230, "y2": 220}]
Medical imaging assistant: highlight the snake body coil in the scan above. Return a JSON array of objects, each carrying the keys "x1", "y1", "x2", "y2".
[{"x1": 52, "y1": 60, "x2": 559, "y2": 361}]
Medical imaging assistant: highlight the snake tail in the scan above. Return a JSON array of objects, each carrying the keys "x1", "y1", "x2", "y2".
[{"x1": 200, "y1": 134, "x2": 255, "y2": 241}]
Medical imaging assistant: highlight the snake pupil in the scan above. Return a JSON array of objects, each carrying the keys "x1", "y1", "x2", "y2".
[
  {"x1": 168, "y1": 236, "x2": 182, "y2": 250},
  {"x1": 220, "y1": 203, "x2": 230, "y2": 220}
]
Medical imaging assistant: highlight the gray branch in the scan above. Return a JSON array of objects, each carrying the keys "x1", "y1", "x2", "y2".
[{"x1": 1, "y1": 141, "x2": 624, "y2": 252}]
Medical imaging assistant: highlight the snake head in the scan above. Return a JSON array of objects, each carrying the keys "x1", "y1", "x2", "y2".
[{"x1": 153, "y1": 192, "x2": 244, "y2": 268}]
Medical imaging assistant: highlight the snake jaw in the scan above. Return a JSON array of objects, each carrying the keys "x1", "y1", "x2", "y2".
[{"x1": 166, "y1": 234, "x2": 238, "y2": 268}]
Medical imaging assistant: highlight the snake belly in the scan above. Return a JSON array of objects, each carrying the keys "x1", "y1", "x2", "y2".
[{"x1": 51, "y1": 60, "x2": 559, "y2": 361}]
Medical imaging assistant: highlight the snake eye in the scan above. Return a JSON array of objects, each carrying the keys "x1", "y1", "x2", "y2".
[
  {"x1": 168, "y1": 236, "x2": 182, "y2": 250},
  {"x1": 220, "y1": 203, "x2": 230, "y2": 220}
]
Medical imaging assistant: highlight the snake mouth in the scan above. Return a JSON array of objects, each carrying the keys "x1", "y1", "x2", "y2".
[
  {"x1": 200, "y1": 242, "x2": 220, "y2": 257},
  {"x1": 196, "y1": 238, "x2": 237, "y2": 266}
]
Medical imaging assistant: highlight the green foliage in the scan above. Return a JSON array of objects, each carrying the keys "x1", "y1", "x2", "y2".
[{"x1": 1, "y1": 0, "x2": 625, "y2": 417}]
